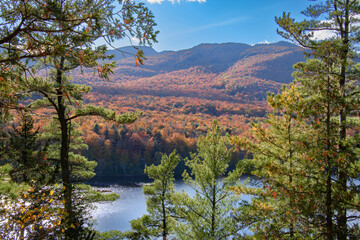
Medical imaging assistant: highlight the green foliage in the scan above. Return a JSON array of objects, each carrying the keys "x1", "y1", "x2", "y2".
[
  {"x1": 76, "y1": 183, "x2": 120, "y2": 202},
  {"x1": 235, "y1": 1, "x2": 360, "y2": 239},
  {"x1": 276, "y1": 1, "x2": 360, "y2": 239},
  {"x1": 0, "y1": 164, "x2": 28, "y2": 199},
  {"x1": 41, "y1": 119, "x2": 97, "y2": 183},
  {"x1": 73, "y1": 105, "x2": 142, "y2": 125},
  {"x1": 234, "y1": 86, "x2": 319, "y2": 239},
  {"x1": 125, "y1": 215, "x2": 156, "y2": 240},
  {"x1": 0, "y1": 0, "x2": 158, "y2": 238},
  {"x1": 173, "y1": 121, "x2": 242, "y2": 240},
  {"x1": 95, "y1": 230, "x2": 125, "y2": 240},
  {"x1": 1, "y1": 112, "x2": 50, "y2": 184},
  {"x1": 126, "y1": 150, "x2": 179, "y2": 239}
]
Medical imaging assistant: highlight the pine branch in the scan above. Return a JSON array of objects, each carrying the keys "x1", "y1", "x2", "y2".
[{"x1": 69, "y1": 105, "x2": 142, "y2": 124}]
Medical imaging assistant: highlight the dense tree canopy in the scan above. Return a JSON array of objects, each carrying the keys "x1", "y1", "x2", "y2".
[
  {"x1": 0, "y1": 0, "x2": 158, "y2": 239},
  {"x1": 0, "y1": 0, "x2": 158, "y2": 121},
  {"x1": 173, "y1": 121, "x2": 242, "y2": 240},
  {"x1": 235, "y1": 1, "x2": 360, "y2": 239}
]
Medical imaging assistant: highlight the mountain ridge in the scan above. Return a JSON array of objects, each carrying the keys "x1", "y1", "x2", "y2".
[
  {"x1": 76, "y1": 41, "x2": 308, "y2": 176},
  {"x1": 74, "y1": 41, "x2": 307, "y2": 102}
]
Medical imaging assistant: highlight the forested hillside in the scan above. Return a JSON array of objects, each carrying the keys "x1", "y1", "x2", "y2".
[
  {"x1": 75, "y1": 41, "x2": 306, "y2": 101},
  {"x1": 66, "y1": 41, "x2": 308, "y2": 178},
  {"x1": 2, "y1": 0, "x2": 360, "y2": 239}
]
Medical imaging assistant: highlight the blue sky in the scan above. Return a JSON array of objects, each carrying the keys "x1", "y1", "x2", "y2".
[{"x1": 123, "y1": 0, "x2": 314, "y2": 51}]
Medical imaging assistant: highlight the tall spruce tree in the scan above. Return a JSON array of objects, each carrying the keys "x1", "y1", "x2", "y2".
[
  {"x1": 173, "y1": 121, "x2": 242, "y2": 240},
  {"x1": 0, "y1": 112, "x2": 66, "y2": 239}
]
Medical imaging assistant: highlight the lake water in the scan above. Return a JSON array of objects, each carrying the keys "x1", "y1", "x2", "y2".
[{"x1": 90, "y1": 178, "x2": 253, "y2": 233}]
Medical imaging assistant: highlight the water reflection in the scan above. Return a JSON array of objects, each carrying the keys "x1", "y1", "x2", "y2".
[
  {"x1": 91, "y1": 178, "x2": 253, "y2": 233},
  {"x1": 91, "y1": 181, "x2": 194, "y2": 232},
  {"x1": 91, "y1": 185, "x2": 146, "y2": 232}
]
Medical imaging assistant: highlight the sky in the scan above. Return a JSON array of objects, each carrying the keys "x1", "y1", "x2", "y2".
[{"x1": 119, "y1": 0, "x2": 315, "y2": 52}]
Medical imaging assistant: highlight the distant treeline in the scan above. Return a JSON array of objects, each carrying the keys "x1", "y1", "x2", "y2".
[{"x1": 82, "y1": 122, "x2": 244, "y2": 178}]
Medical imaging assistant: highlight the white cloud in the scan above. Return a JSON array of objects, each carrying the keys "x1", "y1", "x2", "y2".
[
  {"x1": 310, "y1": 15, "x2": 360, "y2": 40},
  {"x1": 131, "y1": 37, "x2": 140, "y2": 45},
  {"x1": 145, "y1": 0, "x2": 205, "y2": 3},
  {"x1": 258, "y1": 40, "x2": 270, "y2": 45},
  {"x1": 311, "y1": 30, "x2": 337, "y2": 40},
  {"x1": 250, "y1": 40, "x2": 271, "y2": 46},
  {"x1": 311, "y1": 17, "x2": 360, "y2": 40}
]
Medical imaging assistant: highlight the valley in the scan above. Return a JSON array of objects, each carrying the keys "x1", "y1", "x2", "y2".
[{"x1": 68, "y1": 41, "x2": 308, "y2": 177}]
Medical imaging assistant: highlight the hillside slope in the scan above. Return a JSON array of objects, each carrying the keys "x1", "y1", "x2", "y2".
[
  {"x1": 68, "y1": 41, "x2": 308, "y2": 177},
  {"x1": 75, "y1": 41, "x2": 306, "y2": 102}
]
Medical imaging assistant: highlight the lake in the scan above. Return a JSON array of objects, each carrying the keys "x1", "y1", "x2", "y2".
[{"x1": 90, "y1": 178, "x2": 253, "y2": 233}]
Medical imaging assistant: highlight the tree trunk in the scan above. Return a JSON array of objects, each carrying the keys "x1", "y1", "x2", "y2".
[
  {"x1": 56, "y1": 57, "x2": 76, "y2": 239},
  {"x1": 162, "y1": 186, "x2": 167, "y2": 240},
  {"x1": 287, "y1": 118, "x2": 294, "y2": 239},
  {"x1": 211, "y1": 181, "x2": 216, "y2": 239},
  {"x1": 326, "y1": 76, "x2": 334, "y2": 240},
  {"x1": 336, "y1": 1, "x2": 350, "y2": 238}
]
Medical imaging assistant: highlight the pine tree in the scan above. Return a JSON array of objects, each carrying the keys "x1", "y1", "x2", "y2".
[
  {"x1": 173, "y1": 121, "x2": 242, "y2": 240},
  {"x1": 4, "y1": 1, "x2": 159, "y2": 238},
  {"x1": 41, "y1": 119, "x2": 97, "y2": 183},
  {"x1": 276, "y1": 1, "x2": 360, "y2": 238},
  {"x1": 234, "y1": 1, "x2": 360, "y2": 239},
  {"x1": 234, "y1": 86, "x2": 324, "y2": 239},
  {"x1": 4, "y1": 112, "x2": 50, "y2": 184},
  {"x1": 126, "y1": 151, "x2": 179, "y2": 240},
  {"x1": 28, "y1": 56, "x2": 140, "y2": 239}
]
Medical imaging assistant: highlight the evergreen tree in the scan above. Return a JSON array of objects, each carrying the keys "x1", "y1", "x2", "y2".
[
  {"x1": 234, "y1": 86, "x2": 323, "y2": 239},
  {"x1": 41, "y1": 119, "x2": 97, "y2": 183},
  {"x1": 235, "y1": 1, "x2": 360, "y2": 239},
  {"x1": 276, "y1": 1, "x2": 360, "y2": 238},
  {"x1": 173, "y1": 121, "x2": 242, "y2": 240},
  {"x1": 126, "y1": 151, "x2": 179, "y2": 240},
  {"x1": 93, "y1": 123, "x2": 101, "y2": 135},
  {"x1": 3, "y1": 112, "x2": 50, "y2": 184},
  {"x1": 0, "y1": 112, "x2": 65, "y2": 239},
  {"x1": 3, "y1": 1, "x2": 158, "y2": 238}
]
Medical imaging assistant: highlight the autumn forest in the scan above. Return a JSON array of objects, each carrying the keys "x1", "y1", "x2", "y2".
[{"x1": 1, "y1": 0, "x2": 360, "y2": 239}]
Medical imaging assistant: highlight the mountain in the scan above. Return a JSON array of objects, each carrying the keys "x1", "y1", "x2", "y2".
[
  {"x1": 74, "y1": 41, "x2": 306, "y2": 102},
  {"x1": 106, "y1": 46, "x2": 160, "y2": 61},
  {"x1": 72, "y1": 42, "x2": 308, "y2": 177}
]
